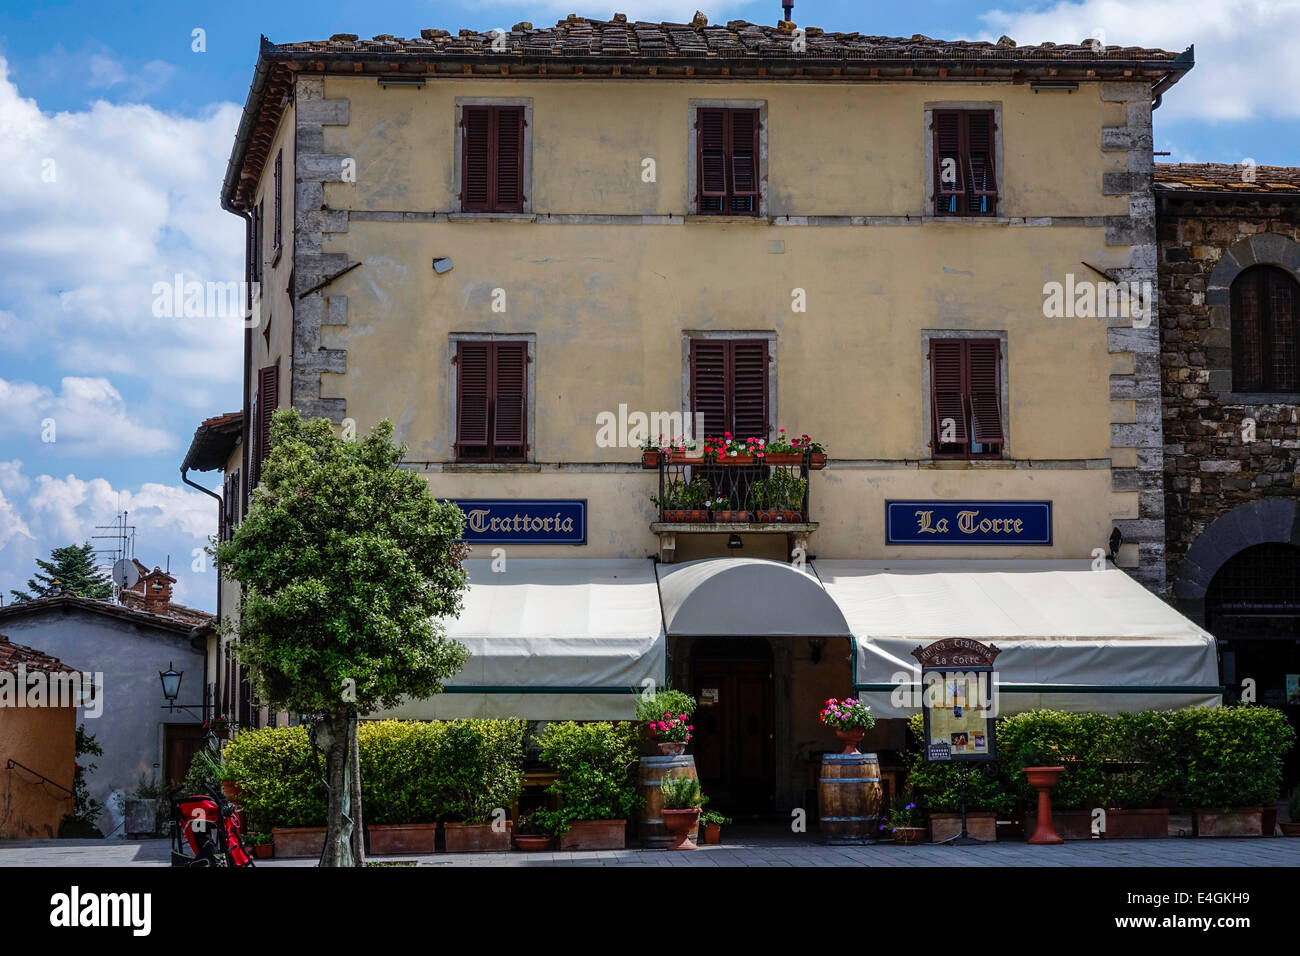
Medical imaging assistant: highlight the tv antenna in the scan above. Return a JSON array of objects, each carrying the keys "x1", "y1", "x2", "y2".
[{"x1": 93, "y1": 509, "x2": 137, "y2": 600}]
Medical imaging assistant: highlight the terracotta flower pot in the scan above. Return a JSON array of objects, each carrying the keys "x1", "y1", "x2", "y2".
[
  {"x1": 513, "y1": 834, "x2": 554, "y2": 852},
  {"x1": 782, "y1": 510, "x2": 803, "y2": 522},
  {"x1": 253, "y1": 844, "x2": 273, "y2": 859},
  {"x1": 713, "y1": 510, "x2": 750, "y2": 522},
  {"x1": 655, "y1": 741, "x2": 687, "y2": 756},
  {"x1": 764, "y1": 453, "x2": 802, "y2": 465},
  {"x1": 701, "y1": 823, "x2": 722, "y2": 845},
  {"x1": 664, "y1": 509, "x2": 707, "y2": 522},
  {"x1": 220, "y1": 780, "x2": 242, "y2": 804},
  {"x1": 723, "y1": 454, "x2": 755, "y2": 465},
  {"x1": 1022, "y1": 766, "x2": 1065, "y2": 845},
  {"x1": 809, "y1": 453, "x2": 827, "y2": 469},
  {"x1": 661, "y1": 808, "x2": 702, "y2": 851},
  {"x1": 642, "y1": 450, "x2": 661, "y2": 469},
  {"x1": 892, "y1": 826, "x2": 925, "y2": 845},
  {"x1": 835, "y1": 729, "x2": 865, "y2": 755},
  {"x1": 668, "y1": 450, "x2": 703, "y2": 464}
]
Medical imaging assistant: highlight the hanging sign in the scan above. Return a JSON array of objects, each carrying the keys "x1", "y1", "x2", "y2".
[
  {"x1": 451, "y1": 499, "x2": 587, "y2": 544},
  {"x1": 886, "y1": 501, "x2": 1052, "y2": 545},
  {"x1": 912, "y1": 639, "x2": 1000, "y2": 764}
]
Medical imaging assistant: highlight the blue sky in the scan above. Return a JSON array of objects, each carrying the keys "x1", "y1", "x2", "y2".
[{"x1": 0, "y1": 0, "x2": 1296, "y2": 611}]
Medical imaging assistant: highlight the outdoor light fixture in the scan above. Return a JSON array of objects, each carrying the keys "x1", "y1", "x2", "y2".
[
  {"x1": 433, "y1": 257, "x2": 454, "y2": 274},
  {"x1": 1109, "y1": 527, "x2": 1124, "y2": 561},
  {"x1": 159, "y1": 662, "x2": 182, "y2": 703},
  {"x1": 1030, "y1": 81, "x2": 1079, "y2": 93},
  {"x1": 727, "y1": 533, "x2": 743, "y2": 549}
]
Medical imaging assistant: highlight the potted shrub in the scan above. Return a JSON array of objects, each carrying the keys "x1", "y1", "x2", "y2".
[
  {"x1": 359, "y1": 719, "x2": 443, "y2": 854},
  {"x1": 637, "y1": 690, "x2": 696, "y2": 755},
  {"x1": 513, "y1": 810, "x2": 566, "y2": 851},
  {"x1": 1283, "y1": 788, "x2": 1300, "y2": 837},
  {"x1": 880, "y1": 794, "x2": 925, "y2": 845},
  {"x1": 660, "y1": 774, "x2": 706, "y2": 851},
  {"x1": 441, "y1": 719, "x2": 525, "y2": 853},
  {"x1": 1101, "y1": 711, "x2": 1176, "y2": 839},
  {"x1": 245, "y1": 831, "x2": 274, "y2": 859},
  {"x1": 819, "y1": 697, "x2": 875, "y2": 754},
  {"x1": 222, "y1": 726, "x2": 327, "y2": 858},
  {"x1": 906, "y1": 715, "x2": 1009, "y2": 842},
  {"x1": 698, "y1": 810, "x2": 730, "y2": 845},
  {"x1": 539, "y1": 721, "x2": 642, "y2": 850},
  {"x1": 1177, "y1": 706, "x2": 1295, "y2": 837}
]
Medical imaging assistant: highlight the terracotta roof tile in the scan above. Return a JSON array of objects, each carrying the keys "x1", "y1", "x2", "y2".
[
  {"x1": 0, "y1": 634, "x2": 80, "y2": 675},
  {"x1": 1155, "y1": 162, "x2": 1300, "y2": 194}
]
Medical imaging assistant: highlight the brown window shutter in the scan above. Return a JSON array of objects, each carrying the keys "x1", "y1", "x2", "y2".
[
  {"x1": 690, "y1": 340, "x2": 728, "y2": 437},
  {"x1": 231, "y1": 469, "x2": 241, "y2": 525},
  {"x1": 965, "y1": 111, "x2": 998, "y2": 212},
  {"x1": 930, "y1": 340, "x2": 969, "y2": 452},
  {"x1": 933, "y1": 111, "x2": 965, "y2": 209},
  {"x1": 455, "y1": 342, "x2": 491, "y2": 455},
  {"x1": 492, "y1": 342, "x2": 527, "y2": 448},
  {"x1": 967, "y1": 340, "x2": 1004, "y2": 446},
  {"x1": 494, "y1": 107, "x2": 525, "y2": 212},
  {"x1": 697, "y1": 109, "x2": 728, "y2": 212},
  {"x1": 461, "y1": 107, "x2": 492, "y2": 211},
  {"x1": 257, "y1": 363, "x2": 279, "y2": 469},
  {"x1": 729, "y1": 109, "x2": 760, "y2": 213},
  {"x1": 273, "y1": 150, "x2": 282, "y2": 246},
  {"x1": 731, "y1": 339, "x2": 769, "y2": 437},
  {"x1": 252, "y1": 201, "x2": 264, "y2": 283}
]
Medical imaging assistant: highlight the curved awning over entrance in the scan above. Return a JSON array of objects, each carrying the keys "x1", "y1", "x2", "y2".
[{"x1": 657, "y1": 558, "x2": 851, "y2": 637}]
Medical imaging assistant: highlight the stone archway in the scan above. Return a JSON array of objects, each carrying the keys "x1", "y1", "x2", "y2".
[{"x1": 1173, "y1": 498, "x2": 1300, "y2": 624}]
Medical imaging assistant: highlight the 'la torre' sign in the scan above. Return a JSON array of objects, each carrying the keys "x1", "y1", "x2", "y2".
[
  {"x1": 886, "y1": 501, "x2": 1052, "y2": 545},
  {"x1": 451, "y1": 499, "x2": 587, "y2": 545}
]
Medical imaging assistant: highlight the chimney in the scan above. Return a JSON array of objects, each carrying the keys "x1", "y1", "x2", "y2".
[
  {"x1": 141, "y1": 567, "x2": 175, "y2": 616},
  {"x1": 782, "y1": 1, "x2": 794, "y2": 23}
]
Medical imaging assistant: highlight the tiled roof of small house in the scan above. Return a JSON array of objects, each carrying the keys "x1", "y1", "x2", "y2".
[
  {"x1": 181, "y1": 411, "x2": 243, "y2": 474},
  {"x1": 1155, "y1": 162, "x2": 1300, "y2": 195},
  {"x1": 274, "y1": 16, "x2": 1186, "y2": 62},
  {"x1": 0, "y1": 634, "x2": 80, "y2": 675},
  {"x1": 0, "y1": 593, "x2": 213, "y2": 636}
]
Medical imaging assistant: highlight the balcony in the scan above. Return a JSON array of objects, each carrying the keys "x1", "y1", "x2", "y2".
[{"x1": 644, "y1": 446, "x2": 825, "y2": 563}]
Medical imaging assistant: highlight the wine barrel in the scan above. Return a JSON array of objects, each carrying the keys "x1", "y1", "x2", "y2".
[
  {"x1": 818, "y1": 752, "x2": 882, "y2": 845},
  {"x1": 638, "y1": 755, "x2": 699, "y2": 849}
]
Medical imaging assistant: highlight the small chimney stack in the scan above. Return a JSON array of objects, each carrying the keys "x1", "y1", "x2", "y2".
[{"x1": 782, "y1": 1, "x2": 794, "y2": 22}]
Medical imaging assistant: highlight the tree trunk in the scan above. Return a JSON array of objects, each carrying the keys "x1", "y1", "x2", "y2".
[
  {"x1": 318, "y1": 712, "x2": 355, "y2": 867},
  {"x1": 348, "y1": 713, "x2": 365, "y2": 865}
]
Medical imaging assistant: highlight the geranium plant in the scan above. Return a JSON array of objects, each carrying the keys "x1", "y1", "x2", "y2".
[
  {"x1": 647, "y1": 712, "x2": 694, "y2": 743},
  {"x1": 819, "y1": 698, "x2": 876, "y2": 732}
]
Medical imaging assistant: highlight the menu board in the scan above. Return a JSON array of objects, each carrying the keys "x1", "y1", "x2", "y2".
[{"x1": 912, "y1": 639, "x2": 1000, "y2": 764}]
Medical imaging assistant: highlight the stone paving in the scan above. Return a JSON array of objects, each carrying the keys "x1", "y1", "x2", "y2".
[{"x1": 2, "y1": 833, "x2": 1298, "y2": 867}]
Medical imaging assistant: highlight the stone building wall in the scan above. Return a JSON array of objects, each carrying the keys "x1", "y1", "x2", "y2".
[{"x1": 1157, "y1": 194, "x2": 1300, "y2": 600}]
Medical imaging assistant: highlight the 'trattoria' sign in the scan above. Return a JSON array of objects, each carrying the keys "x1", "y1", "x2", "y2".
[
  {"x1": 451, "y1": 499, "x2": 587, "y2": 544},
  {"x1": 886, "y1": 501, "x2": 1052, "y2": 546}
]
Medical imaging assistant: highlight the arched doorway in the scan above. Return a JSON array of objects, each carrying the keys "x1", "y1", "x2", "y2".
[
  {"x1": 689, "y1": 637, "x2": 775, "y2": 815},
  {"x1": 1206, "y1": 542, "x2": 1300, "y2": 787}
]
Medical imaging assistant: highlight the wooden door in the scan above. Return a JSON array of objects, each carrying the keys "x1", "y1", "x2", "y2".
[
  {"x1": 163, "y1": 724, "x2": 207, "y2": 787},
  {"x1": 691, "y1": 640, "x2": 774, "y2": 813}
]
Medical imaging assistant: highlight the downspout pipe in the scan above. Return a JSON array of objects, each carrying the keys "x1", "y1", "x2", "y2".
[{"x1": 182, "y1": 465, "x2": 224, "y2": 724}]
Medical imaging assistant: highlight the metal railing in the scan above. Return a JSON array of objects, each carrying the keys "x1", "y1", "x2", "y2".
[
  {"x1": 5, "y1": 758, "x2": 74, "y2": 797},
  {"x1": 653, "y1": 452, "x2": 813, "y2": 524}
]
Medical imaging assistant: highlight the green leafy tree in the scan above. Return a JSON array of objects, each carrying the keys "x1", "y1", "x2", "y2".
[
  {"x1": 217, "y1": 410, "x2": 470, "y2": 866},
  {"x1": 10, "y1": 543, "x2": 112, "y2": 602}
]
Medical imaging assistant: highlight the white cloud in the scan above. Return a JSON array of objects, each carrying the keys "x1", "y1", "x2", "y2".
[
  {"x1": 979, "y1": 0, "x2": 1300, "y2": 122},
  {"x1": 0, "y1": 376, "x2": 175, "y2": 455},
  {"x1": 0, "y1": 487, "x2": 33, "y2": 551}
]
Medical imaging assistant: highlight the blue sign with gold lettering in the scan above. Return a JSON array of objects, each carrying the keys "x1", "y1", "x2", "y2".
[
  {"x1": 886, "y1": 501, "x2": 1052, "y2": 546},
  {"x1": 451, "y1": 499, "x2": 587, "y2": 545}
]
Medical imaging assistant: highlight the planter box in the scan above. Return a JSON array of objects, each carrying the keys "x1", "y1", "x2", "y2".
[
  {"x1": 928, "y1": 812, "x2": 997, "y2": 844},
  {"x1": 445, "y1": 822, "x2": 512, "y2": 853},
  {"x1": 1193, "y1": 807, "x2": 1263, "y2": 838},
  {"x1": 1025, "y1": 809, "x2": 1095, "y2": 841},
  {"x1": 559, "y1": 819, "x2": 626, "y2": 851},
  {"x1": 755, "y1": 510, "x2": 803, "y2": 523},
  {"x1": 763, "y1": 453, "x2": 803, "y2": 465},
  {"x1": 1103, "y1": 808, "x2": 1170, "y2": 840},
  {"x1": 667, "y1": 451, "x2": 703, "y2": 464},
  {"x1": 272, "y1": 826, "x2": 327, "y2": 858},
  {"x1": 891, "y1": 826, "x2": 925, "y2": 845},
  {"x1": 663, "y1": 510, "x2": 707, "y2": 523},
  {"x1": 1280, "y1": 822, "x2": 1300, "y2": 837},
  {"x1": 712, "y1": 511, "x2": 750, "y2": 523},
  {"x1": 369, "y1": 823, "x2": 438, "y2": 855},
  {"x1": 641, "y1": 451, "x2": 661, "y2": 469},
  {"x1": 809, "y1": 453, "x2": 827, "y2": 470}
]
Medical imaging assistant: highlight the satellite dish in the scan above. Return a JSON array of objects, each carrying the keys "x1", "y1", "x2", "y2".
[{"x1": 112, "y1": 559, "x2": 140, "y2": 589}]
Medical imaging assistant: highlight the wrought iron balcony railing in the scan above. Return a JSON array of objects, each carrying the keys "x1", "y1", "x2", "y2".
[{"x1": 647, "y1": 450, "x2": 822, "y2": 525}]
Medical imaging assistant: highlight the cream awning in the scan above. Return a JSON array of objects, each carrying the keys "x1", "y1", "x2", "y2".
[
  {"x1": 813, "y1": 559, "x2": 1222, "y2": 717},
  {"x1": 378, "y1": 558, "x2": 663, "y2": 720}
]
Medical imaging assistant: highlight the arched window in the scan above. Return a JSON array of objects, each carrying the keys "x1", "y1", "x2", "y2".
[
  {"x1": 1231, "y1": 265, "x2": 1300, "y2": 392},
  {"x1": 1206, "y1": 542, "x2": 1300, "y2": 641}
]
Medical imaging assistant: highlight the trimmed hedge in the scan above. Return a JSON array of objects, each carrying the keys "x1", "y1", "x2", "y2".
[
  {"x1": 904, "y1": 706, "x2": 1294, "y2": 819},
  {"x1": 537, "y1": 720, "x2": 642, "y2": 824},
  {"x1": 225, "y1": 719, "x2": 526, "y2": 830}
]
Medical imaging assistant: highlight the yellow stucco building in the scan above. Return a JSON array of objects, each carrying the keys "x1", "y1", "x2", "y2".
[{"x1": 197, "y1": 17, "x2": 1219, "y2": 813}]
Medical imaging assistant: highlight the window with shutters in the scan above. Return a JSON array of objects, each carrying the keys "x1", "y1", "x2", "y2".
[
  {"x1": 453, "y1": 338, "x2": 531, "y2": 462},
  {"x1": 689, "y1": 339, "x2": 770, "y2": 439},
  {"x1": 931, "y1": 109, "x2": 999, "y2": 217},
  {"x1": 253, "y1": 363, "x2": 279, "y2": 483},
  {"x1": 691, "y1": 106, "x2": 762, "y2": 216},
  {"x1": 927, "y1": 337, "x2": 1005, "y2": 458},
  {"x1": 221, "y1": 469, "x2": 241, "y2": 541},
  {"x1": 250, "y1": 201, "x2": 263, "y2": 284},
  {"x1": 457, "y1": 102, "x2": 529, "y2": 214},
  {"x1": 1231, "y1": 265, "x2": 1300, "y2": 393}
]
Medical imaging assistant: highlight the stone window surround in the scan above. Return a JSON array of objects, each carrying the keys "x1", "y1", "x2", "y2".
[
  {"x1": 448, "y1": 332, "x2": 538, "y2": 462},
  {"x1": 686, "y1": 99, "x2": 769, "y2": 218},
  {"x1": 679, "y1": 330, "x2": 779, "y2": 440},
  {"x1": 1205, "y1": 231, "x2": 1300, "y2": 403},
  {"x1": 920, "y1": 329, "x2": 1011, "y2": 461},
  {"x1": 452, "y1": 97, "x2": 535, "y2": 216},
  {"x1": 923, "y1": 101, "x2": 1005, "y2": 221}
]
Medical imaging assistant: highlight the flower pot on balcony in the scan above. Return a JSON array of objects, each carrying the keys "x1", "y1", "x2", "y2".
[
  {"x1": 755, "y1": 510, "x2": 783, "y2": 523},
  {"x1": 713, "y1": 510, "x2": 750, "y2": 523},
  {"x1": 664, "y1": 509, "x2": 707, "y2": 523},
  {"x1": 764, "y1": 453, "x2": 802, "y2": 465},
  {"x1": 668, "y1": 450, "x2": 703, "y2": 464},
  {"x1": 641, "y1": 451, "x2": 661, "y2": 469},
  {"x1": 809, "y1": 453, "x2": 827, "y2": 469},
  {"x1": 782, "y1": 510, "x2": 803, "y2": 522},
  {"x1": 721, "y1": 454, "x2": 755, "y2": 465}
]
